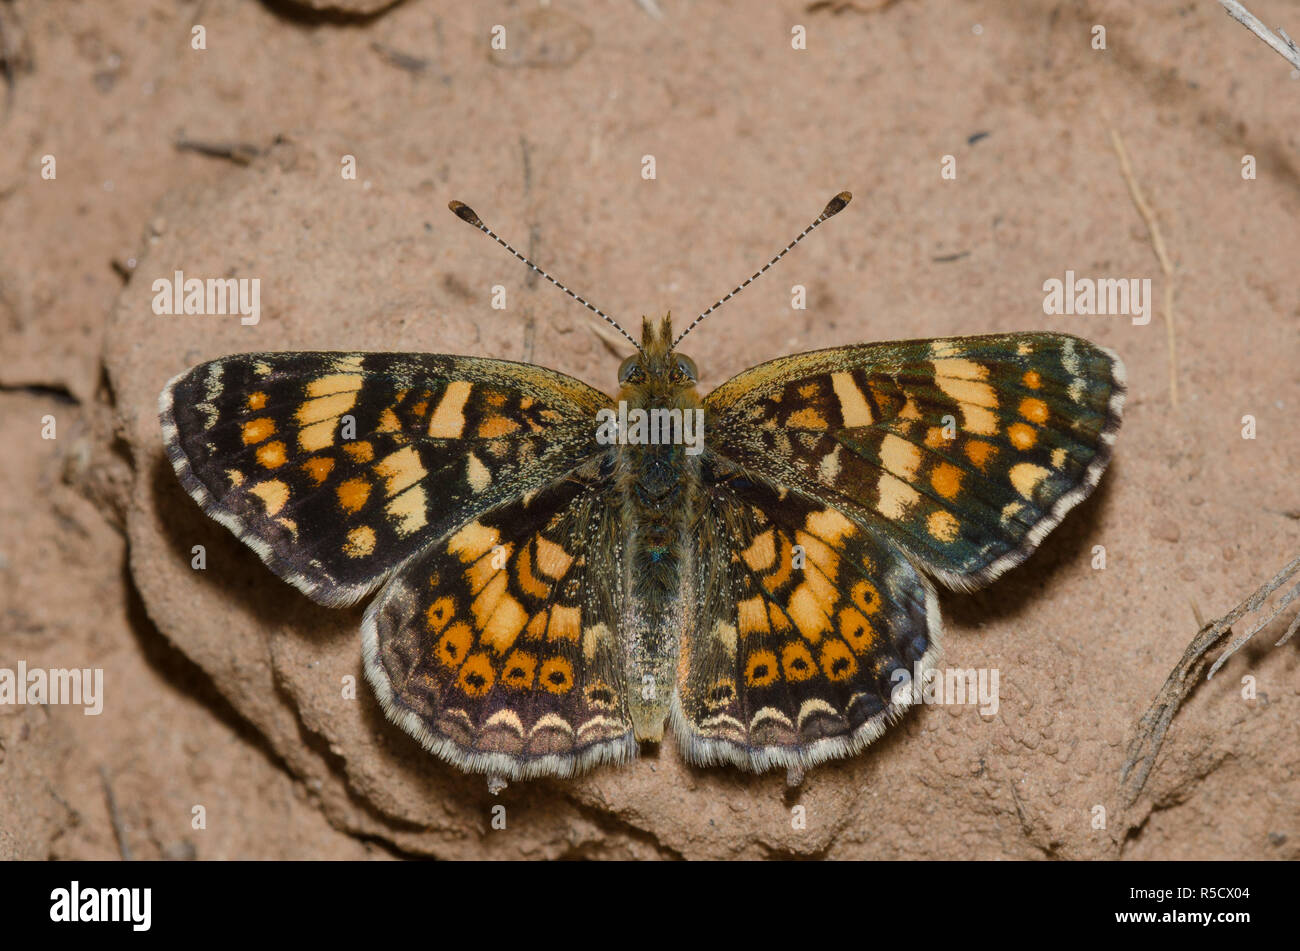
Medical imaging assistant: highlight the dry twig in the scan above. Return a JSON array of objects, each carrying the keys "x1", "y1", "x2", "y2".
[
  {"x1": 99, "y1": 765, "x2": 134, "y2": 861},
  {"x1": 633, "y1": 0, "x2": 664, "y2": 19},
  {"x1": 1108, "y1": 126, "x2": 1179, "y2": 407},
  {"x1": 1219, "y1": 0, "x2": 1300, "y2": 72},
  {"x1": 1120, "y1": 554, "x2": 1300, "y2": 804},
  {"x1": 174, "y1": 136, "x2": 261, "y2": 166}
]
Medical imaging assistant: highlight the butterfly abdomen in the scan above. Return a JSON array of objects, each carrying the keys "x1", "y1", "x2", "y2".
[{"x1": 615, "y1": 385, "x2": 704, "y2": 741}]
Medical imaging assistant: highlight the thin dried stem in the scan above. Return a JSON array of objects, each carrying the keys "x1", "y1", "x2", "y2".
[
  {"x1": 1220, "y1": 0, "x2": 1300, "y2": 71},
  {"x1": 1120, "y1": 554, "x2": 1300, "y2": 805},
  {"x1": 1108, "y1": 126, "x2": 1179, "y2": 407}
]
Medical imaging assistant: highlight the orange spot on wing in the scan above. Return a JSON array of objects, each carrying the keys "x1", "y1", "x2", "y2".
[
  {"x1": 525, "y1": 610, "x2": 549, "y2": 639},
  {"x1": 1022, "y1": 370, "x2": 1042, "y2": 389},
  {"x1": 819, "y1": 639, "x2": 858, "y2": 682},
  {"x1": 927, "y1": 510, "x2": 961, "y2": 542},
  {"x1": 425, "y1": 597, "x2": 455, "y2": 633},
  {"x1": 343, "y1": 440, "x2": 374, "y2": 463},
  {"x1": 466, "y1": 553, "x2": 502, "y2": 597},
  {"x1": 768, "y1": 602, "x2": 792, "y2": 633},
  {"x1": 436, "y1": 622, "x2": 472, "y2": 668},
  {"x1": 477, "y1": 415, "x2": 521, "y2": 438},
  {"x1": 793, "y1": 530, "x2": 840, "y2": 583},
  {"x1": 343, "y1": 524, "x2": 375, "y2": 557},
  {"x1": 448, "y1": 521, "x2": 499, "y2": 563},
  {"x1": 297, "y1": 391, "x2": 357, "y2": 426},
  {"x1": 741, "y1": 529, "x2": 776, "y2": 572},
  {"x1": 787, "y1": 583, "x2": 831, "y2": 642},
  {"x1": 539, "y1": 657, "x2": 574, "y2": 694},
  {"x1": 456, "y1": 653, "x2": 495, "y2": 696},
  {"x1": 1019, "y1": 397, "x2": 1049, "y2": 424},
  {"x1": 374, "y1": 445, "x2": 426, "y2": 496},
  {"x1": 930, "y1": 461, "x2": 964, "y2": 499},
  {"x1": 246, "y1": 391, "x2": 267, "y2": 411},
  {"x1": 1008, "y1": 422, "x2": 1037, "y2": 450},
  {"x1": 249, "y1": 479, "x2": 289, "y2": 516},
  {"x1": 744, "y1": 650, "x2": 780, "y2": 687},
  {"x1": 804, "y1": 507, "x2": 855, "y2": 544},
  {"x1": 1010, "y1": 462, "x2": 1050, "y2": 499},
  {"x1": 241, "y1": 418, "x2": 275, "y2": 445},
  {"x1": 546, "y1": 605, "x2": 580, "y2": 642},
  {"x1": 738, "y1": 597, "x2": 768, "y2": 635},
  {"x1": 302, "y1": 456, "x2": 334, "y2": 484},
  {"x1": 482, "y1": 593, "x2": 528, "y2": 655},
  {"x1": 500, "y1": 650, "x2": 537, "y2": 689},
  {"x1": 781, "y1": 642, "x2": 817, "y2": 682},
  {"x1": 838, "y1": 607, "x2": 876, "y2": 653},
  {"x1": 256, "y1": 440, "x2": 287, "y2": 469},
  {"x1": 533, "y1": 536, "x2": 573, "y2": 579},
  {"x1": 787, "y1": 407, "x2": 828, "y2": 429},
  {"x1": 964, "y1": 439, "x2": 997, "y2": 470},
  {"x1": 924, "y1": 426, "x2": 951, "y2": 449},
  {"x1": 336, "y1": 477, "x2": 371, "y2": 514},
  {"x1": 471, "y1": 569, "x2": 505, "y2": 618},
  {"x1": 850, "y1": 580, "x2": 883, "y2": 616}
]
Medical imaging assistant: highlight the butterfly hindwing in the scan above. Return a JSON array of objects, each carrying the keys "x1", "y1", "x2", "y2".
[
  {"x1": 673, "y1": 460, "x2": 939, "y2": 770},
  {"x1": 160, "y1": 351, "x2": 610, "y2": 606},
  {"x1": 704, "y1": 332, "x2": 1124, "y2": 589},
  {"x1": 361, "y1": 454, "x2": 636, "y2": 779}
]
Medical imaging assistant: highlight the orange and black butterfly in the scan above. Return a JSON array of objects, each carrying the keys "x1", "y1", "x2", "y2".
[{"x1": 160, "y1": 194, "x2": 1123, "y2": 783}]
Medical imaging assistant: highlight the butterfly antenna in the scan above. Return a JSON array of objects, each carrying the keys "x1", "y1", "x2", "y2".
[
  {"x1": 673, "y1": 191, "x2": 853, "y2": 348},
  {"x1": 448, "y1": 200, "x2": 643, "y2": 353}
]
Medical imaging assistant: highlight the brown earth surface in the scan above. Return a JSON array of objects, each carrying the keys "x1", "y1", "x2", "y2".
[{"x1": 1, "y1": 0, "x2": 1297, "y2": 860}]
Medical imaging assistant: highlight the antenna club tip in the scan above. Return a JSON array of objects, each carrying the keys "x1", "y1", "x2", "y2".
[
  {"x1": 448, "y1": 200, "x2": 483, "y2": 227},
  {"x1": 822, "y1": 191, "x2": 853, "y2": 218}
]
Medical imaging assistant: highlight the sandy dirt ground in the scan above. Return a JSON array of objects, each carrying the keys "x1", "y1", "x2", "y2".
[{"x1": 1, "y1": 0, "x2": 1296, "y2": 860}]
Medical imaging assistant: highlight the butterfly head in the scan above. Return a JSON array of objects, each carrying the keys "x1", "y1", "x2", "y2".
[{"x1": 618, "y1": 314, "x2": 698, "y2": 394}]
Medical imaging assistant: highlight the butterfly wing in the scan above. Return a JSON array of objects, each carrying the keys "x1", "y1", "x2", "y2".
[
  {"x1": 362, "y1": 453, "x2": 635, "y2": 778},
  {"x1": 673, "y1": 460, "x2": 939, "y2": 771},
  {"x1": 160, "y1": 352, "x2": 610, "y2": 606},
  {"x1": 703, "y1": 332, "x2": 1124, "y2": 590},
  {"x1": 673, "y1": 331, "x2": 1123, "y2": 770}
]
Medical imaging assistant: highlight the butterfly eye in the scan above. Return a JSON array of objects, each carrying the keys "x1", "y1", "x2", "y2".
[
  {"x1": 618, "y1": 355, "x2": 644, "y2": 385},
  {"x1": 674, "y1": 354, "x2": 698, "y2": 383}
]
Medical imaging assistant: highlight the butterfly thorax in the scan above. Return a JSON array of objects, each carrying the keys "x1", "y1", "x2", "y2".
[{"x1": 614, "y1": 316, "x2": 705, "y2": 740}]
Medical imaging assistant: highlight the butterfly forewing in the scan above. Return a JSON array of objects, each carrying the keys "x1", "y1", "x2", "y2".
[
  {"x1": 160, "y1": 352, "x2": 611, "y2": 607},
  {"x1": 703, "y1": 332, "x2": 1124, "y2": 590}
]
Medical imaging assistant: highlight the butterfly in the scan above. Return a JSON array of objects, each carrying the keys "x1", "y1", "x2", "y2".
[{"x1": 159, "y1": 192, "x2": 1124, "y2": 785}]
